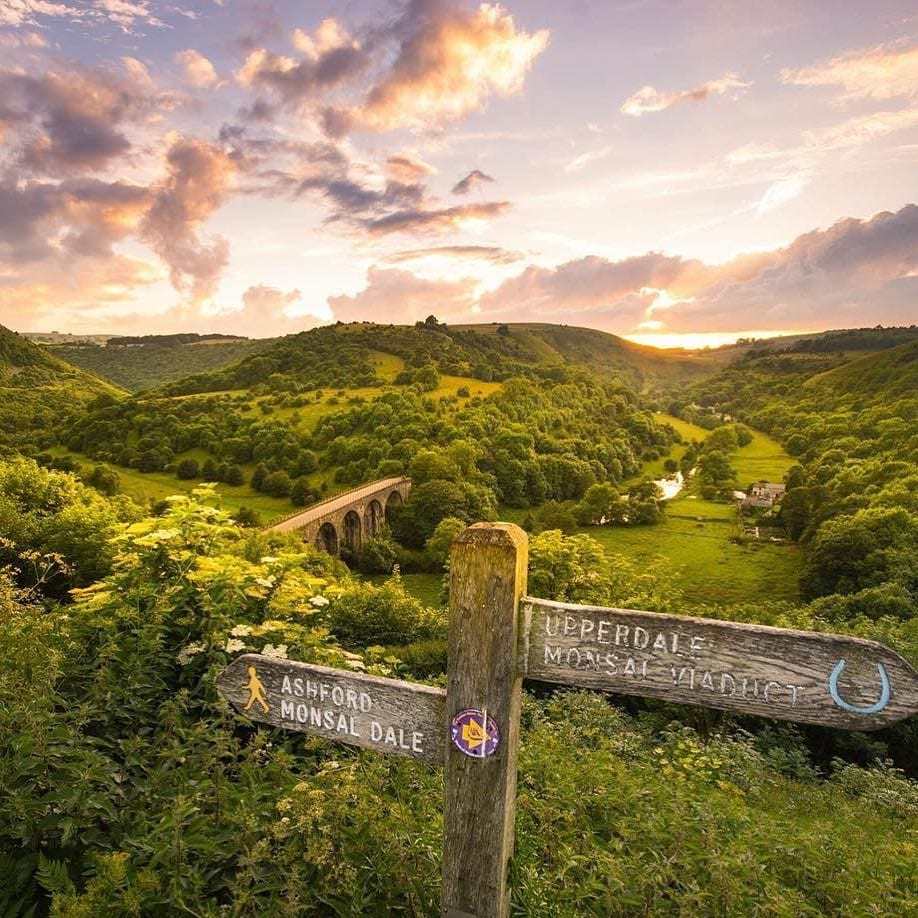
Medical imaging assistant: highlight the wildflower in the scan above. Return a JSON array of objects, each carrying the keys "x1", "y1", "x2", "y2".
[
  {"x1": 262, "y1": 643, "x2": 288, "y2": 659},
  {"x1": 224, "y1": 638, "x2": 245, "y2": 653},
  {"x1": 176, "y1": 642, "x2": 206, "y2": 665},
  {"x1": 230, "y1": 624, "x2": 252, "y2": 637},
  {"x1": 309, "y1": 595, "x2": 329, "y2": 607}
]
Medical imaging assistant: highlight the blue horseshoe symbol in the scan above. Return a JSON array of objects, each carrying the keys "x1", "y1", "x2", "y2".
[{"x1": 827, "y1": 659, "x2": 891, "y2": 715}]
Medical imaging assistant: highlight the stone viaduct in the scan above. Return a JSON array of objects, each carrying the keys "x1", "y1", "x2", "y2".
[{"x1": 267, "y1": 477, "x2": 411, "y2": 555}]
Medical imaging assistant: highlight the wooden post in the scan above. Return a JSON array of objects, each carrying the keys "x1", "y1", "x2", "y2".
[{"x1": 442, "y1": 523, "x2": 528, "y2": 918}]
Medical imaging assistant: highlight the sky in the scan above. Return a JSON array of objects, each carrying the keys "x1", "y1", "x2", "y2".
[{"x1": 0, "y1": 0, "x2": 916, "y2": 346}]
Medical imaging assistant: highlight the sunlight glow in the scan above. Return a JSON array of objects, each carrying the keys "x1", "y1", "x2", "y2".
[{"x1": 623, "y1": 330, "x2": 804, "y2": 350}]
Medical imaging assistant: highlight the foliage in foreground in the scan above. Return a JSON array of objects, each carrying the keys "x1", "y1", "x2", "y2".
[{"x1": 1, "y1": 494, "x2": 917, "y2": 916}]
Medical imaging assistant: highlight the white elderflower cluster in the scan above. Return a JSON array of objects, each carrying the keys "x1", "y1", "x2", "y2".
[
  {"x1": 261, "y1": 643, "x2": 289, "y2": 659},
  {"x1": 176, "y1": 642, "x2": 206, "y2": 665},
  {"x1": 308, "y1": 594, "x2": 329, "y2": 607}
]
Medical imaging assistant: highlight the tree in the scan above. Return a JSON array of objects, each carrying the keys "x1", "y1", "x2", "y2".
[
  {"x1": 262, "y1": 470, "x2": 292, "y2": 498},
  {"x1": 801, "y1": 506, "x2": 917, "y2": 600},
  {"x1": 414, "y1": 365, "x2": 440, "y2": 392},
  {"x1": 87, "y1": 465, "x2": 120, "y2": 496},
  {"x1": 663, "y1": 458, "x2": 679, "y2": 475},
  {"x1": 390, "y1": 480, "x2": 495, "y2": 548},
  {"x1": 535, "y1": 501, "x2": 578, "y2": 534},
  {"x1": 296, "y1": 449, "x2": 319, "y2": 475},
  {"x1": 697, "y1": 450, "x2": 736, "y2": 499},
  {"x1": 290, "y1": 476, "x2": 315, "y2": 507},
  {"x1": 575, "y1": 483, "x2": 620, "y2": 526},
  {"x1": 0, "y1": 458, "x2": 130, "y2": 597},
  {"x1": 202, "y1": 458, "x2": 219, "y2": 481},
  {"x1": 176, "y1": 458, "x2": 200, "y2": 480},
  {"x1": 233, "y1": 506, "x2": 262, "y2": 527},
  {"x1": 223, "y1": 464, "x2": 245, "y2": 486},
  {"x1": 357, "y1": 534, "x2": 399, "y2": 575},
  {"x1": 425, "y1": 517, "x2": 467, "y2": 566},
  {"x1": 251, "y1": 463, "x2": 269, "y2": 492}
]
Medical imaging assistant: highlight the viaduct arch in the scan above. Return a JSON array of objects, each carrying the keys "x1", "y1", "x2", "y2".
[{"x1": 267, "y1": 477, "x2": 411, "y2": 555}]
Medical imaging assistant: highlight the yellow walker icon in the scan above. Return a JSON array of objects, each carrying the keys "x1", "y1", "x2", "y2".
[{"x1": 243, "y1": 665, "x2": 270, "y2": 714}]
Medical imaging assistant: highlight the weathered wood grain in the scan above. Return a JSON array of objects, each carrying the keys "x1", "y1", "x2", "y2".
[
  {"x1": 442, "y1": 523, "x2": 528, "y2": 918},
  {"x1": 217, "y1": 654, "x2": 446, "y2": 763},
  {"x1": 524, "y1": 597, "x2": 918, "y2": 730}
]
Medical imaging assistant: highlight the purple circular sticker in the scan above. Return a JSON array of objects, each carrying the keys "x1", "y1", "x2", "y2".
[{"x1": 451, "y1": 708, "x2": 500, "y2": 758}]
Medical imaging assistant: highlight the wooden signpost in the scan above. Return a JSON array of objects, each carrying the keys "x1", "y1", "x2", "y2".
[{"x1": 217, "y1": 523, "x2": 918, "y2": 918}]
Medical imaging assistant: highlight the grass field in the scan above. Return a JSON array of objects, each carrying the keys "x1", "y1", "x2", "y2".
[
  {"x1": 732, "y1": 428, "x2": 795, "y2": 486},
  {"x1": 579, "y1": 493, "x2": 802, "y2": 606}
]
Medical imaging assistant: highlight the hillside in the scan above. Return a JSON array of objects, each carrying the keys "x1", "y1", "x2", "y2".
[
  {"x1": 703, "y1": 325, "x2": 918, "y2": 365},
  {"x1": 0, "y1": 325, "x2": 125, "y2": 451},
  {"x1": 804, "y1": 339, "x2": 918, "y2": 401},
  {"x1": 155, "y1": 321, "x2": 711, "y2": 397},
  {"x1": 673, "y1": 340, "x2": 917, "y2": 616},
  {"x1": 51, "y1": 334, "x2": 272, "y2": 393}
]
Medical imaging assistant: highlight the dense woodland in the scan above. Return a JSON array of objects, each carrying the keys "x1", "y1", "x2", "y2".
[{"x1": 1, "y1": 322, "x2": 916, "y2": 915}]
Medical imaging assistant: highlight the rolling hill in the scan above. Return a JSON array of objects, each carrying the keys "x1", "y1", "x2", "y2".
[
  {"x1": 803, "y1": 339, "x2": 918, "y2": 401},
  {"x1": 50, "y1": 334, "x2": 272, "y2": 392},
  {"x1": 0, "y1": 325, "x2": 125, "y2": 450},
  {"x1": 153, "y1": 320, "x2": 712, "y2": 398}
]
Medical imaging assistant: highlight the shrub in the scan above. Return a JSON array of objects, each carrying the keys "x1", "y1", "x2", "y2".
[{"x1": 325, "y1": 578, "x2": 445, "y2": 646}]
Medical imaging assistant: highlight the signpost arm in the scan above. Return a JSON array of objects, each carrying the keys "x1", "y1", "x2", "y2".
[{"x1": 442, "y1": 523, "x2": 528, "y2": 918}]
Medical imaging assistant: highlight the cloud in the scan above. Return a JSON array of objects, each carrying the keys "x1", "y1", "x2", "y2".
[
  {"x1": 353, "y1": 1, "x2": 549, "y2": 132},
  {"x1": 176, "y1": 49, "x2": 219, "y2": 88},
  {"x1": 564, "y1": 146, "x2": 612, "y2": 173},
  {"x1": 806, "y1": 107, "x2": 918, "y2": 150},
  {"x1": 328, "y1": 266, "x2": 479, "y2": 324},
  {"x1": 782, "y1": 41, "x2": 918, "y2": 102},
  {"x1": 0, "y1": 251, "x2": 161, "y2": 329},
  {"x1": 386, "y1": 153, "x2": 437, "y2": 182},
  {"x1": 0, "y1": 30, "x2": 47, "y2": 48},
  {"x1": 621, "y1": 73, "x2": 750, "y2": 116},
  {"x1": 476, "y1": 205, "x2": 918, "y2": 333},
  {"x1": 0, "y1": 62, "x2": 161, "y2": 176},
  {"x1": 207, "y1": 284, "x2": 324, "y2": 336},
  {"x1": 452, "y1": 168, "x2": 494, "y2": 194},
  {"x1": 384, "y1": 244, "x2": 524, "y2": 265},
  {"x1": 236, "y1": 17, "x2": 369, "y2": 117},
  {"x1": 0, "y1": 0, "x2": 166, "y2": 31},
  {"x1": 0, "y1": 176, "x2": 151, "y2": 262},
  {"x1": 363, "y1": 200, "x2": 511, "y2": 236},
  {"x1": 755, "y1": 173, "x2": 810, "y2": 215},
  {"x1": 140, "y1": 138, "x2": 237, "y2": 303}
]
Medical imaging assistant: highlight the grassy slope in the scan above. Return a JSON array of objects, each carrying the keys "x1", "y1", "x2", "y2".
[
  {"x1": 0, "y1": 326, "x2": 125, "y2": 448},
  {"x1": 452, "y1": 322, "x2": 714, "y2": 388}
]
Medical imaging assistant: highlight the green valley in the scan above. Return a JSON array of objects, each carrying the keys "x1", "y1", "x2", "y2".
[{"x1": 2, "y1": 320, "x2": 916, "y2": 917}]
